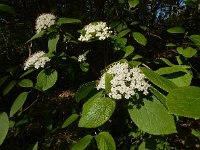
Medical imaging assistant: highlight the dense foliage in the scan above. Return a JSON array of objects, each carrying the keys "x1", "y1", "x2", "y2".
[{"x1": 0, "y1": 0, "x2": 200, "y2": 149}]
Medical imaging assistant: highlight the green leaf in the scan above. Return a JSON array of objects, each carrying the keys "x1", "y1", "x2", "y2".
[
  {"x1": 123, "y1": 46, "x2": 135, "y2": 58},
  {"x1": 76, "y1": 81, "x2": 97, "y2": 102},
  {"x1": 128, "y1": 0, "x2": 140, "y2": 7},
  {"x1": 167, "y1": 26, "x2": 185, "y2": 34},
  {"x1": 0, "y1": 4, "x2": 15, "y2": 14},
  {"x1": 10, "y1": 92, "x2": 29, "y2": 117},
  {"x1": 2, "y1": 80, "x2": 17, "y2": 95},
  {"x1": 26, "y1": 30, "x2": 45, "y2": 43},
  {"x1": 48, "y1": 34, "x2": 60, "y2": 53},
  {"x1": 18, "y1": 79, "x2": 33, "y2": 88},
  {"x1": 57, "y1": 17, "x2": 81, "y2": 25},
  {"x1": 181, "y1": 47, "x2": 197, "y2": 58},
  {"x1": 71, "y1": 135, "x2": 93, "y2": 150},
  {"x1": 155, "y1": 66, "x2": 192, "y2": 87},
  {"x1": 192, "y1": 129, "x2": 200, "y2": 139},
  {"x1": 132, "y1": 32, "x2": 147, "y2": 46},
  {"x1": 140, "y1": 68, "x2": 177, "y2": 92},
  {"x1": 105, "y1": 73, "x2": 113, "y2": 94},
  {"x1": 32, "y1": 142, "x2": 38, "y2": 150},
  {"x1": 0, "y1": 112, "x2": 9, "y2": 145},
  {"x1": 166, "y1": 86, "x2": 200, "y2": 119},
  {"x1": 128, "y1": 96, "x2": 177, "y2": 135},
  {"x1": 189, "y1": 35, "x2": 200, "y2": 46},
  {"x1": 20, "y1": 69, "x2": 35, "y2": 78},
  {"x1": 78, "y1": 97, "x2": 116, "y2": 128},
  {"x1": 160, "y1": 58, "x2": 174, "y2": 66},
  {"x1": 80, "y1": 63, "x2": 89, "y2": 72},
  {"x1": 95, "y1": 132, "x2": 116, "y2": 150},
  {"x1": 132, "y1": 55, "x2": 142, "y2": 60},
  {"x1": 150, "y1": 87, "x2": 167, "y2": 107},
  {"x1": 118, "y1": 29, "x2": 131, "y2": 38},
  {"x1": 35, "y1": 69, "x2": 58, "y2": 91},
  {"x1": 0, "y1": 75, "x2": 9, "y2": 87},
  {"x1": 62, "y1": 114, "x2": 79, "y2": 128}
]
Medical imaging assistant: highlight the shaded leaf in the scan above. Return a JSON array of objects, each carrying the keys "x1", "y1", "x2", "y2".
[
  {"x1": 62, "y1": 114, "x2": 79, "y2": 128},
  {"x1": 57, "y1": 17, "x2": 81, "y2": 25},
  {"x1": 18, "y1": 79, "x2": 33, "y2": 88},
  {"x1": 71, "y1": 135, "x2": 93, "y2": 150},
  {"x1": 0, "y1": 4, "x2": 15, "y2": 14},
  {"x1": 26, "y1": 30, "x2": 45, "y2": 43},
  {"x1": 0, "y1": 75, "x2": 9, "y2": 87},
  {"x1": 95, "y1": 132, "x2": 116, "y2": 150},
  {"x1": 35, "y1": 69, "x2": 58, "y2": 91},
  {"x1": 48, "y1": 34, "x2": 60, "y2": 53},
  {"x1": 2, "y1": 80, "x2": 17, "y2": 95},
  {"x1": 132, "y1": 32, "x2": 147, "y2": 46},
  {"x1": 118, "y1": 29, "x2": 131, "y2": 38},
  {"x1": 189, "y1": 35, "x2": 200, "y2": 46},
  {"x1": 167, "y1": 26, "x2": 185, "y2": 34},
  {"x1": 10, "y1": 92, "x2": 29, "y2": 117},
  {"x1": 0, "y1": 112, "x2": 9, "y2": 145}
]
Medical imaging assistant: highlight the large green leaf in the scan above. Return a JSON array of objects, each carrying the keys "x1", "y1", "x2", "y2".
[
  {"x1": 128, "y1": 0, "x2": 140, "y2": 7},
  {"x1": 48, "y1": 34, "x2": 60, "y2": 53},
  {"x1": 95, "y1": 132, "x2": 116, "y2": 150},
  {"x1": 0, "y1": 112, "x2": 9, "y2": 145},
  {"x1": 166, "y1": 86, "x2": 200, "y2": 119},
  {"x1": 57, "y1": 17, "x2": 81, "y2": 25},
  {"x1": 0, "y1": 4, "x2": 15, "y2": 14},
  {"x1": 62, "y1": 114, "x2": 79, "y2": 128},
  {"x1": 155, "y1": 66, "x2": 192, "y2": 87},
  {"x1": 75, "y1": 81, "x2": 97, "y2": 102},
  {"x1": 18, "y1": 79, "x2": 33, "y2": 88},
  {"x1": 182, "y1": 47, "x2": 197, "y2": 58},
  {"x1": 2, "y1": 80, "x2": 17, "y2": 95},
  {"x1": 140, "y1": 68, "x2": 177, "y2": 92},
  {"x1": 132, "y1": 32, "x2": 147, "y2": 46},
  {"x1": 78, "y1": 97, "x2": 116, "y2": 128},
  {"x1": 10, "y1": 92, "x2": 29, "y2": 117},
  {"x1": 167, "y1": 26, "x2": 185, "y2": 34},
  {"x1": 123, "y1": 45, "x2": 135, "y2": 58},
  {"x1": 71, "y1": 135, "x2": 93, "y2": 150},
  {"x1": 128, "y1": 96, "x2": 177, "y2": 135},
  {"x1": 189, "y1": 35, "x2": 200, "y2": 46},
  {"x1": 35, "y1": 69, "x2": 58, "y2": 91}
]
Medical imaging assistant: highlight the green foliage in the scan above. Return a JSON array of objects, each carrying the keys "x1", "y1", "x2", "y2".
[
  {"x1": 62, "y1": 114, "x2": 79, "y2": 128},
  {"x1": 71, "y1": 135, "x2": 93, "y2": 150},
  {"x1": 2, "y1": 80, "x2": 17, "y2": 95},
  {"x1": 189, "y1": 35, "x2": 200, "y2": 46},
  {"x1": 128, "y1": 0, "x2": 140, "y2": 7},
  {"x1": 10, "y1": 92, "x2": 29, "y2": 117},
  {"x1": 57, "y1": 18, "x2": 81, "y2": 25},
  {"x1": 48, "y1": 34, "x2": 60, "y2": 53},
  {"x1": 35, "y1": 69, "x2": 58, "y2": 91},
  {"x1": 141, "y1": 68, "x2": 177, "y2": 92},
  {"x1": 166, "y1": 86, "x2": 200, "y2": 119},
  {"x1": 75, "y1": 81, "x2": 97, "y2": 102},
  {"x1": 132, "y1": 32, "x2": 147, "y2": 46},
  {"x1": 0, "y1": 112, "x2": 9, "y2": 145},
  {"x1": 18, "y1": 79, "x2": 33, "y2": 88},
  {"x1": 128, "y1": 96, "x2": 177, "y2": 135},
  {"x1": 0, "y1": 4, "x2": 15, "y2": 14},
  {"x1": 167, "y1": 26, "x2": 185, "y2": 34},
  {"x1": 78, "y1": 95, "x2": 116, "y2": 128},
  {"x1": 95, "y1": 132, "x2": 116, "y2": 150}
]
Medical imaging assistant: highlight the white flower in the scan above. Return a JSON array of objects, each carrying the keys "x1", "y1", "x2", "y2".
[
  {"x1": 97, "y1": 62, "x2": 150, "y2": 100},
  {"x1": 78, "y1": 21, "x2": 112, "y2": 42},
  {"x1": 78, "y1": 54, "x2": 86, "y2": 62},
  {"x1": 35, "y1": 13, "x2": 56, "y2": 33},
  {"x1": 24, "y1": 51, "x2": 50, "y2": 70}
]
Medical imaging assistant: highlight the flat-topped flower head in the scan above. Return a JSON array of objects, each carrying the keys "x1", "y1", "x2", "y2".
[
  {"x1": 78, "y1": 54, "x2": 86, "y2": 62},
  {"x1": 35, "y1": 13, "x2": 56, "y2": 33},
  {"x1": 24, "y1": 51, "x2": 50, "y2": 70},
  {"x1": 97, "y1": 62, "x2": 150, "y2": 100},
  {"x1": 78, "y1": 21, "x2": 112, "y2": 42}
]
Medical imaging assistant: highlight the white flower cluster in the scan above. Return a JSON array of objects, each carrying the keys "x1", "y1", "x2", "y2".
[
  {"x1": 78, "y1": 54, "x2": 86, "y2": 62},
  {"x1": 24, "y1": 51, "x2": 50, "y2": 70},
  {"x1": 35, "y1": 13, "x2": 56, "y2": 33},
  {"x1": 78, "y1": 21, "x2": 112, "y2": 42},
  {"x1": 97, "y1": 62, "x2": 150, "y2": 100}
]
